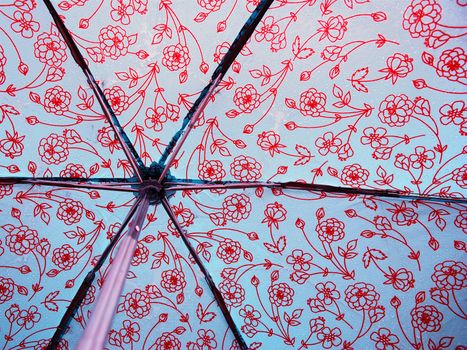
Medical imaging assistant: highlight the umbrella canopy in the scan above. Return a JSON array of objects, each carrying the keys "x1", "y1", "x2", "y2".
[{"x1": 0, "y1": 0, "x2": 466, "y2": 349}]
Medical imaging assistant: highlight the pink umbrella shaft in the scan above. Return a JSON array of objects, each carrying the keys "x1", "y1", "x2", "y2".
[{"x1": 77, "y1": 195, "x2": 150, "y2": 349}]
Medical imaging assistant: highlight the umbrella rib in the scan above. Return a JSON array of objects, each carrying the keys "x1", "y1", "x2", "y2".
[
  {"x1": 160, "y1": 196, "x2": 249, "y2": 350},
  {"x1": 47, "y1": 195, "x2": 143, "y2": 349},
  {"x1": 164, "y1": 180, "x2": 467, "y2": 204},
  {"x1": 42, "y1": 0, "x2": 145, "y2": 182},
  {"x1": 157, "y1": 0, "x2": 275, "y2": 183}
]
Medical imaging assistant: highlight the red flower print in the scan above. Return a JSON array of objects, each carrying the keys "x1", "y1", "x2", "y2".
[
  {"x1": 34, "y1": 30, "x2": 68, "y2": 66},
  {"x1": 345, "y1": 282, "x2": 380, "y2": 311},
  {"x1": 213, "y1": 42, "x2": 230, "y2": 63},
  {"x1": 408, "y1": 146, "x2": 435, "y2": 169},
  {"x1": 6, "y1": 225, "x2": 38, "y2": 255},
  {"x1": 439, "y1": 100, "x2": 465, "y2": 126},
  {"x1": 0, "y1": 184, "x2": 13, "y2": 199},
  {"x1": 17, "y1": 305, "x2": 41, "y2": 330},
  {"x1": 0, "y1": 276, "x2": 14, "y2": 304},
  {"x1": 257, "y1": 130, "x2": 285, "y2": 156},
  {"x1": 318, "y1": 15, "x2": 347, "y2": 42},
  {"x1": 341, "y1": 164, "x2": 369, "y2": 187},
  {"x1": 436, "y1": 47, "x2": 466, "y2": 82},
  {"x1": 83, "y1": 285, "x2": 96, "y2": 305},
  {"x1": 233, "y1": 84, "x2": 261, "y2": 113},
  {"x1": 286, "y1": 249, "x2": 312, "y2": 271},
  {"x1": 161, "y1": 268, "x2": 187, "y2": 293},
  {"x1": 403, "y1": 0, "x2": 442, "y2": 38},
  {"x1": 361, "y1": 127, "x2": 389, "y2": 149},
  {"x1": 52, "y1": 244, "x2": 79, "y2": 270},
  {"x1": 380, "y1": 53, "x2": 414, "y2": 84},
  {"x1": 98, "y1": 25, "x2": 131, "y2": 59},
  {"x1": 120, "y1": 320, "x2": 140, "y2": 343},
  {"x1": 239, "y1": 305, "x2": 260, "y2": 326},
  {"x1": 196, "y1": 329, "x2": 217, "y2": 350},
  {"x1": 59, "y1": 163, "x2": 87, "y2": 178},
  {"x1": 432, "y1": 260, "x2": 467, "y2": 290},
  {"x1": 230, "y1": 155, "x2": 262, "y2": 181},
  {"x1": 131, "y1": 242, "x2": 149, "y2": 266},
  {"x1": 316, "y1": 218, "x2": 345, "y2": 243},
  {"x1": 388, "y1": 202, "x2": 418, "y2": 226},
  {"x1": 216, "y1": 239, "x2": 242, "y2": 264},
  {"x1": 299, "y1": 88, "x2": 326, "y2": 117},
  {"x1": 43, "y1": 86, "x2": 71, "y2": 115},
  {"x1": 321, "y1": 45, "x2": 342, "y2": 61},
  {"x1": 97, "y1": 126, "x2": 121, "y2": 153},
  {"x1": 219, "y1": 279, "x2": 245, "y2": 307},
  {"x1": 0, "y1": 45, "x2": 6, "y2": 85},
  {"x1": 198, "y1": 0, "x2": 226, "y2": 12},
  {"x1": 154, "y1": 332, "x2": 181, "y2": 350},
  {"x1": 452, "y1": 165, "x2": 467, "y2": 188},
  {"x1": 255, "y1": 16, "x2": 279, "y2": 42},
  {"x1": 38, "y1": 133, "x2": 69, "y2": 165},
  {"x1": 110, "y1": 0, "x2": 134, "y2": 25},
  {"x1": 10, "y1": 10, "x2": 39, "y2": 38},
  {"x1": 104, "y1": 86, "x2": 129, "y2": 116},
  {"x1": 410, "y1": 305, "x2": 443, "y2": 332},
  {"x1": 370, "y1": 327, "x2": 400, "y2": 350},
  {"x1": 315, "y1": 132, "x2": 342, "y2": 156},
  {"x1": 198, "y1": 160, "x2": 226, "y2": 182},
  {"x1": 246, "y1": 0, "x2": 260, "y2": 12},
  {"x1": 383, "y1": 267, "x2": 415, "y2": 292},
  {"x1": 0, "y1": 131, "x2": 25, "y2": 159},
  {"x1": 454, "y1": 210, "x2": 467, "y2": 233},
  {"x1": 162, "y1": 44, "x2": 191, "y2": 71},
  {"x1": 145, "y1": 106, "x2": 167, "y2": 131},
  {"x1": 262, "y1": 202, "x2": 287, "y2": 228},
  {"x1": 122, "y1": 289, "x2": 151, "y2": 319},
  {"x1": 378, "y1": 94, "x2": 414, "y2": 127},
  {"x1": 56, "y1": 199, "x2": 83, "y2": 225},
  {"x1": 316, "y1": 281, "x2": 340, "y2": 305},
  {"x1": 268, "y1": 282, "x2": 294, "y2": 307},
  {"x1": 222, "y1": 193, "x2": 251, "y2": 223},
  {"x1": 317, "y1": 327, "x2": 342, "y2": 349}
]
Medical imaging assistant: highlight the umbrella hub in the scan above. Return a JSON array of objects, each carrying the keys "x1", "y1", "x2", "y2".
[{"x1": 134, "y1": 162, "x2": 175, "y2": 204}]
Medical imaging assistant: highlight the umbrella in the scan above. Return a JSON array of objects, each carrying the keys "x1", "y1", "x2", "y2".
[{"x1": 0, "y1": 0, "x2": 466, "y2": 349}]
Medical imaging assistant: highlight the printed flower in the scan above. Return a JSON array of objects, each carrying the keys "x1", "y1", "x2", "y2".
[
  {"x1": 345, "y1": 282, "x2": 380, "y2": 311},
  {"x1": 0, "y1": 185, "x2": 13, "y2": 199},
  {"x1": 388, "y1": 201, "x2": 418, "y2": 226},
  {"x1": 233, "y1": 84, "x2": 261, "y2": 113},
  {"x1": 213, "y1": 42, "x2": 229, "y2": 63},
  {"x1": 52, "y1": 244, "x2": 79, "y2": 270},
  {"x1": 38, "y1": 133, "x2": 69, "y2": 165},
  {"x1": 104, "y1": 86, "x2": 129, "y2": 115},
  {"x1": 34, "y1": 31, "x2": 67, "y2": 66},
  {"x1": 60, "y1": 163, "x2": 87, "y2": 178},
  {"x1": 0, "y1": 45, "x2": 6, "y2": 84},
  {"x1": 222, "y1": 193, "x2": 251, "y2": 222},
  {"x1": 316, "y1": 281, "x2": 340, "y2": 305},
  {"x1": 378, "y1": 94, "x2": 414, "y2": 127},
  {"x1": 172, "y1": 203, "x2": 194, "y2": 227},
  {"x1": 255, "y1": 16, "x2": 279, "y2": 42},
  {"x1": 219, "y1": 280, "x2": 245, "y2": 307},
  {"x1": 120, "y1": 320, "x2": 140, "y2": 343},
  {"x1": 361, "y1": 127, "x2": 389, "y2": 149},
  {"x1": 439, "y1": 101, "x2": 465, "y2": 126},
  {"x1": 98, "y1": 126, "x2": 121, "y2": 153},
  {"x1": 316, "y1": 218, "x2": 345, "y2": 243},
  {"x1": 145, "y1": 106, "x2": 167, "y2": 131},
  {"x1": 239, "y1": 305, "x2": 260, "y2": 326},
  {"x1": 161, "y1": 269, "x2": 186, "y2": 293},
  {"x1": 216, "y1": 239, "x2": 242, "y2": 264},
  {"x1": 298, "y1": 88, "x2": 326, "y2": 117},
  {"x1": 317, "y1": 327, "x2": 342, "y2": 349},
  {"x1": 122, "y1": 289, "x2": 151, "y2": 319},
  {"x1": 257, "y1": 130, "x2": 285, "y2": 156},
  {"x1": 432, "y1": 260, "x2": 467, "y2": 290},
  {"x1": 408, "y1": 146, "x2": 435, "y2": 169},
  {"x1": 83, "y1": 285, "x2": 96, "y2": 305},
  {"x1": 198, "y1": 0, "x2": 226, "y2": 12},
  {"x1": 321, "y1": 45, "x2": 342, "y2": 61},
  {"x1": 6, "y1": 225, "x2": 38, "y2": 255},
  {"x1": 268, "y1": 282, "x2": 294, "y2": 307},
  {"x1": 403, "y1": 0, "x2": 442, "y2": 38},
  {"x1": 0, "y1": 277, "x2": 14, "y2": 304},
  {"x1": 0, "y1": 131, "x2": 25, "y2": 159},
  {"x1": 315, "y1": 132, "x2": 342, "y2": 155},
  {"x1": 230, "y1": 155, "x2": 262, "y2": 181},
  {"x1": 410, "y1": 305, "x2": 443, "y2": 332},
  {"x1": 196, "y1": 329, "x2": 217, "y2": 350},
  {"x1": 98, "y1": 25, "x2": 131, "y2": 59},
  {"x1": 286, "y1": 249, "x2": 312, "y2": 271},
  {"x1": 262, "y1": 202, "x2": 286, "y2": 228},
  {"x1": 452, "y1": 165, "x2": 467, "y2": 188},
  {"x1": 383, "y1": 267, "x2": 415, "y2": 292},
  {"x1": 110, "y1": 0, "x2": 134, "y2": 25},
  {"x1": 154, "y1": 332, "x2": 181, "y2": 350},
  {"x1": 454, "y1": 210, "x2": 467, "y2": 233},
  {"x1": 370, "y1": 328, "x2": 400, "y2": 350},
  {"x1": 10, "y1": 10, "x2": 39, "y2": 38},
  {"x1": 162, "y1": 44, "x2": 191, "y2": 71},
  {"x1": 198, "y1": 160, "x2": 226, "y2": 182},
  {"x1": 318, "y1": 15, "x2": 347, "y2": 42},
  {"x1": 436, "y1": 47, "x2": 466, "y2": 82},
  {"x1": 56, "y1": 199, "x2": 83, "y2": 225},
  {"x1": 341, "y1": 164, "x2": 369, "y2": 187},
  {"x1": 131, "y1": 242, "x2": 149, "y2": 266},
  {"x1": 380, "y1": 53, "x2": 414, "y2": 84},
  {"x1": 17, "y1": 305, "x2": 41, "y2": 330},
  {"x1": 43, "y1": 86, "x2": 71, "y2": 115}
]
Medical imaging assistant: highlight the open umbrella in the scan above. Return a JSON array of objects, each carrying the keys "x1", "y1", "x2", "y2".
[{"x1": 0, "y1": 0, "x2": 466, "y2": 349}]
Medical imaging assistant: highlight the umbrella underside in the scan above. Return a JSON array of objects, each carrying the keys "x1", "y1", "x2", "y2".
[{"x1": 0, "y1": 0, "x2": 466, "y2": 349}]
